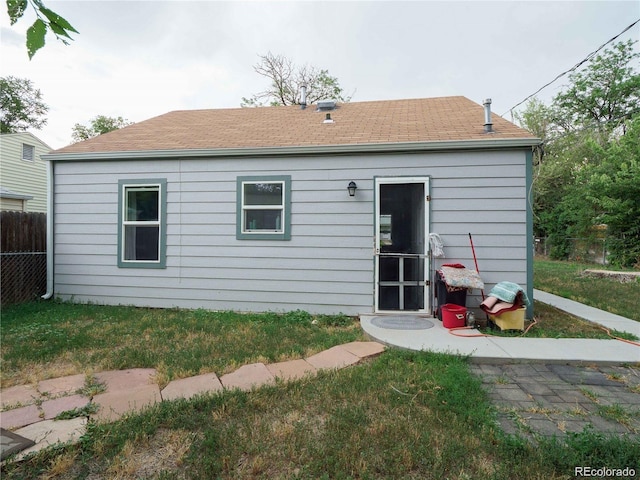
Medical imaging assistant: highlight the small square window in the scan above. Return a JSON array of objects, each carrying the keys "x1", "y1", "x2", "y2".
[
  {"x1": 237, "y1": 176, "x2": 291, "y2": 240},
  {"x1": 22, "y1": 144, "x2": 35, "y2": 161}
]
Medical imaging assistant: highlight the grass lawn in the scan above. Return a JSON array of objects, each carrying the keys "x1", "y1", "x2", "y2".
[
  {"x1": 3, "y1": 349, "x2": 637, "y2": 479},
  {"x1": 0, "y1": 302, "x2": 363, "y2": 389},
  {"x1": 482, "y1": 300, "x2": 637, "y2": 340},
  {"x1": 534, "y1": 259, "x2": 640, "y2": 322},
  {"x1": 2, "y1": 268, "x2": 639, "y2": 479}
]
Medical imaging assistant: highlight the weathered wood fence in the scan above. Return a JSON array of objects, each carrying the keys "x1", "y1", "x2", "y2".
[{"x1": 1, "y1": 211, "x2": 47, "y2": 305}]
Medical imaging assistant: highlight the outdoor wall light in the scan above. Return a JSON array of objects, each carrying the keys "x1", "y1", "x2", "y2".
[{"x1": 347, "y1": 181, "x2": 358, "y2": 197}]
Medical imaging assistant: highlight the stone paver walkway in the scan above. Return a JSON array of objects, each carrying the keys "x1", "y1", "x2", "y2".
[
  {"x1": 0, "y1": 341, "x2": 384, "y2": 462},
  {"x1": 471, "y1": 363, "x2": 640, "y2": 441}
]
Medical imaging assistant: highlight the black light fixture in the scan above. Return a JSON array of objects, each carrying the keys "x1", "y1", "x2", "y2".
[{"x1": 347, "y1": 181, "x2": 357, "y2": 197}]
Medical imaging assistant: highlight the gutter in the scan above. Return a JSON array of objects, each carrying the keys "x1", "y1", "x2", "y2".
[
  {"x1": 42, "y1": 158, "x2": 54, "y2": 300},
  {"x1": 43, "y1": 137, "x2": 541, "y2": 162}
]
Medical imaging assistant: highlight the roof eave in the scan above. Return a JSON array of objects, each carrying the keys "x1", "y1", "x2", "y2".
[
  {"x1": 44, "y1": 137, "x2": 542, "y2": 162},
  {"x1": 0, "y1": 191, "x2": 34, "y2": 200}
]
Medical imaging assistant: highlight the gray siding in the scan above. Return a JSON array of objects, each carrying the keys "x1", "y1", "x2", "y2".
[{"x1": 53, "y1": 149, "x2": 529, "y2": 314}]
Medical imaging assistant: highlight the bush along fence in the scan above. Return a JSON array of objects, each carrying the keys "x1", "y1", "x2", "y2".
[{"x1": 1, "y1": 211, "x2": 47, "y2": 306}]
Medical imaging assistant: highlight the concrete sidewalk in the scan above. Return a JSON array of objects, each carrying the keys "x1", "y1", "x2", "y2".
[
  {"x1": 360, "y1": 289, "x2": 639, "y2": 364},
  {"x1": 0, "y1": 341, "x2": 385, "y2": 462}
]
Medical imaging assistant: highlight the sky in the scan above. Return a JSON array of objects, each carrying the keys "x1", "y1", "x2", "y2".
[{"x1": 1, "y1": 0, "x2": 639, "y2": 150}]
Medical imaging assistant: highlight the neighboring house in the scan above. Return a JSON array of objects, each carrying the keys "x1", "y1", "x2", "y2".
[
  {"x1": 44, "y1": 96, "x2": 539, "y2": 316},
  {"x1": 0, "y1": 186, "x2": 33, "y2": 212},
  {"x1": 0, "y1": 132, "x2": 51, "y2": 212}
]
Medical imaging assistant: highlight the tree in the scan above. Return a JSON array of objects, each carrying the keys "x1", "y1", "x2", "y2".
[
  {"x1": 553, "y1": 40, "x2": 640, "y2": 137},
  {"x1": 581, "y1": 114, "x2": 640, "y2": 267},
  {"x1": 241, "y1": 52, "x2": 351, "y2": 107},
  {"x1": 514, "y1": 97, "x2": 557, "y2": 165},
  {"x1": 522, "y1": 40, "x2": 640, "y2": 262},
  {"x1": 6, "y1": 0, "x2": 78, "y2": 59},
  {"x1": 0, "y1": 75, "x2": 48, "y2": 132},
  {"x1": 72, "y1": 115, "x2": 132, "y2": 142}
]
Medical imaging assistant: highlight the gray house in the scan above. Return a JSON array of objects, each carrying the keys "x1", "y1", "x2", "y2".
[{"x1": 44, "y1": 96, "x2": 539, "y2": 317}]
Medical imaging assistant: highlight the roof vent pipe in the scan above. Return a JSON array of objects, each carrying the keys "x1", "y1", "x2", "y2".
[
  {"x1": 483, "y1": 98, "x2": 493, "y2": 133},
  {"x1": 300, "y1": 85, "x2": 307, "y2": 110}
]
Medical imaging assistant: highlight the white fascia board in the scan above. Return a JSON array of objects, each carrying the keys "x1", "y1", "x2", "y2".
[{"x1": 43, "y1": 137, "x2": 541, "y2": 162}]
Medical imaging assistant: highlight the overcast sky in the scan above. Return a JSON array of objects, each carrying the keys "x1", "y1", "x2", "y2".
[{"x1": 2, "y1": 0, "x2": 639, "y2": 149}]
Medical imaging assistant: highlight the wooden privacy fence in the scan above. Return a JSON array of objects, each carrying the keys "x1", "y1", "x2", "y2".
[{"x1": 1, "y1": 211, "x2": 47, "y2": 305}]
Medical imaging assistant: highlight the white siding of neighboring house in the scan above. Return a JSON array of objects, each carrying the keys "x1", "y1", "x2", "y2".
[
  {"x1": 0, "y1": 133, "x2": 50, "y2": 213},
  {"x1": 52, "y1": 149, "x2": 530, "y2": 315},
  {"x1": 0, "y1": 196, "x2": 28, "y2": 212}
]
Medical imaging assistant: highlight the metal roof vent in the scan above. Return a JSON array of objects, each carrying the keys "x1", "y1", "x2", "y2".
[
  {"x1": 323, "y1": 113, "x2": 334, "y2": 124},
  {"x1": 483, "y1": 98, "x2": 494, "y2": 133},
  {"x1": 300, "y1": 85, "x2": 307, "y2": 110},
  {"x1": 317, "y1": 100, "x2": 337, "y2": 111}
]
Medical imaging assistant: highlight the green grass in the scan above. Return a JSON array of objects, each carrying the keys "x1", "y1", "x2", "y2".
[
  {"x1": 5, "y1": 350, "x2": 637, "y2": 480},
  {"x1": 2, "y1": 275, "x2": 639, "y2": 478},
  {"x1": 0, "y1": 301, "x2": 363, "y2": 388},
  {"x1": 534, "y1": 259, "x2": 640, "y2": 321},
  {"x1": 482, "y1": 301, "x2": 638, "y2": 341}
]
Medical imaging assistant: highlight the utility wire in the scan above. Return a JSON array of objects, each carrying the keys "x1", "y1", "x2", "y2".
[
  {"x1": 502, "y1": 18, "x2": 640, "y2": 117},
  {"x1": 539, "y1": 108, "x2": 640, "y2": 144}
]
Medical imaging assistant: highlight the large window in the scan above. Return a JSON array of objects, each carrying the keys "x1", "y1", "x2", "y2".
[
  {"x1": 236, "y1": 175, "x2": 291, "y2": 240},
  {"x1": 118, "y1": 179, "x2": 167, "y2": 268}
]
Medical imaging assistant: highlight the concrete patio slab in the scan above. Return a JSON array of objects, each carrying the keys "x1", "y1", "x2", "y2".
[
  {"x1": 91, "y1": 383, "x2": 161, "y2": 423},
  {"x1": 95, "y1": 368, "x2": 157, "y2": 393},
  {"x1": 41, "y1": 394, "x2": 90, "y2": 420},
  {"x1": 305, "y1": 345, "x2": 361, "y2": 370},
  {"x1": 340, "y1": 341, "x2": 386, "y2": 358},
  {"x1": 0, "y1": 384, "x2": 38, "y2": 409},
  {"x1": 0, "y1": 405, "x2": 41, "y2": 430},
  {"x1": 37, "y1": 374, "x2": 86, "y2": 397},
  {"x1": 220, "y1": 363, "x2": 275, "y2": 391},
  {"x1": 267, "y1": 359, "x2": 317, "y2": 381},
  {"x1": 360, "y1": 316, "x2": 512, "y2": 360},
  {"x1": 14, "y1": 418, "x2": 86, "y2": 460},
  {"x1": 360, "y1": 290, "x2": 640, "y2": 365},
  {"x1": 489, "y1": 337, "x2": 640, "y2": 365},
  {"x1": 161, "y1": 373, "x2": 224, "y2": 401}
]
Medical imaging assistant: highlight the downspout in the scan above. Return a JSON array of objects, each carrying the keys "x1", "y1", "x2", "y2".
[{"x1": 42, "y1": 158, "x2": 54, "y2": 299}]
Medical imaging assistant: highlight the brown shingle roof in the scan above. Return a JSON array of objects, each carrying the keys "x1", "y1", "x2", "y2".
[{"x1": 53, "y1": 96, "x2": 537, "y2": 154}]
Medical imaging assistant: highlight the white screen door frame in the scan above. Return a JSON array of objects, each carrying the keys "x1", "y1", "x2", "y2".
[{"x1": 374, "y1": 176, "x2": 431, "y2": 313}]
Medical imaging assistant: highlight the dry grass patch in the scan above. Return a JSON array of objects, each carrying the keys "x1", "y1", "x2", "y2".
[
  {"x1": 2, "y1": 356, "x2": 82, "y2": 388},
  {"x1": 40, "y1": 451, "x2": 78, "y2": 480},
  {"x1": 105, "y1": 429, "x2": 197, "y2": 480}
]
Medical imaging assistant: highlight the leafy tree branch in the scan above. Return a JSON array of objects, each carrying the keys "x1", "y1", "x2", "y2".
[{"x1": 6, "y1": 0, "x2": 78, "y2": 59}]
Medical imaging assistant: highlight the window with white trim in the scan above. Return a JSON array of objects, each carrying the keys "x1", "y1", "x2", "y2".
[
  {"x1": 118, "y1": 179, "x2": 167, "y2": 268},
  {"x1": 236, "y1": 176, "x2": 291, "y2": 240},
  {"x1": 22, "y1": 144, "x2": 35, "y2": 161}
]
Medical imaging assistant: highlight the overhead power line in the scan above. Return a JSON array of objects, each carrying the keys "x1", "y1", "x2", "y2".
[{"x1": 502, "y1": 18, "x2": 640, "y2": 117}]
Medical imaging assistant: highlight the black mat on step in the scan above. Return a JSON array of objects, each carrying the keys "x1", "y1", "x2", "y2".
[{"x1": 1, "y1": 427, "x2": 35, "y2": 460}]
